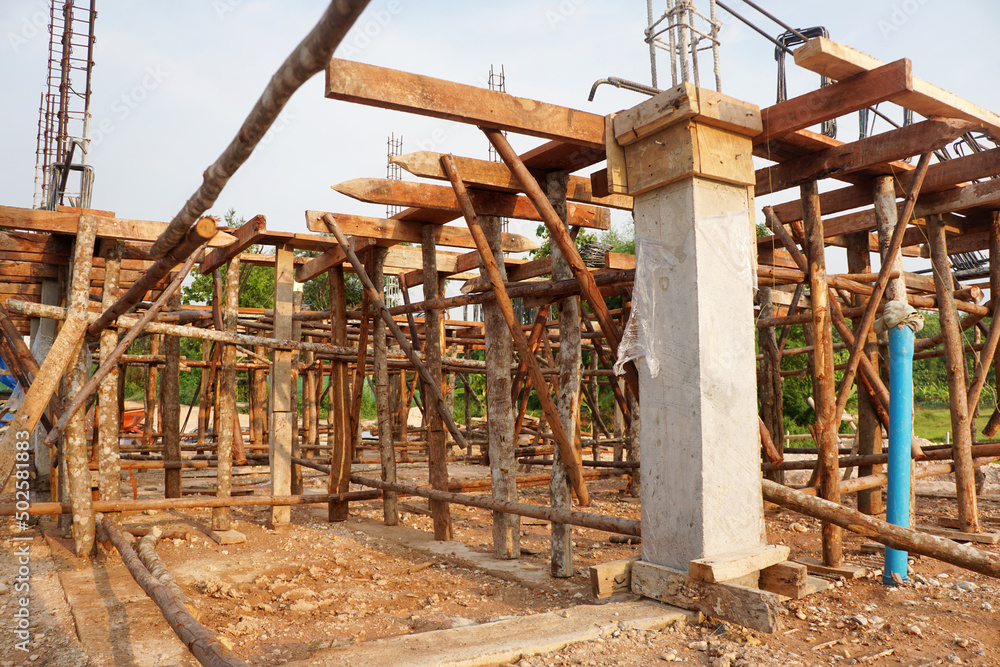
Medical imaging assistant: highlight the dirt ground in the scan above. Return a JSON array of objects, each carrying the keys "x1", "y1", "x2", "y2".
[{"x1": 1, "y1": 461, "x2": 999, "y2": 667}]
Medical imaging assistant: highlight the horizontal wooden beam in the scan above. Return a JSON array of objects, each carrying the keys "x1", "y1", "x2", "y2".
[
  {"x1": 333, "y1": 178, "x2": 610, "y2": 230},
  {"x1": 795, "y1": 36, "x2": 1000, "y2": 140},
  {"x1": 0, "y1": 206, "x2": 236, "y2": 247},
  {"x1": 200, "y1": 214, "x2": 267, "y2": 274},
  {"x1": 326, "y1": 59, "x2": 604, "y2": 148},
  {"x1": 757, "y1": 59, "x2": 912, "y2": 144},
  {"x1": 770, "y1": 147, "x2": 1000, "y2": 224},
  {"x1": 305, "y1": 211, "x2": 539, "y2": 253},
  {"x1": 295, "y1": 236, "x2": 376, "y2": 283},
  {"x1": 755, "y1": 118, "x2": 978, "y2": 196},
  {"x1": 391, "y1": 151, "x2": 633, "y2": 210}
]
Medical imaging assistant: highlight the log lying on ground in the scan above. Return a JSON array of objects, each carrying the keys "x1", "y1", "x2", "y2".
[
  {"x1": 98, "y1": 514, "x2": 249, "y2": 667},
  {"x1": 137, "y1": 528, "x2": 200, "y2": 620},
  {"x1": 761, "y1": 479, "x2": 1000, "y2": 578}
]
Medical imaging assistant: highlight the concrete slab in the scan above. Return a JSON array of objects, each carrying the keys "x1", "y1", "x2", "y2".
[
  {"x1": 343, "y1": 516, "x2": 556, "y2": 590},
  {"x1": 287, "y1": 600, "x2": 694, "y2": 667}
]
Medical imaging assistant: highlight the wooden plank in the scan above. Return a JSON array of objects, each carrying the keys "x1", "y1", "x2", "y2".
[
  {"x1": 631, "y1": 560, "x2": 783, "y2": 633},
  {"x1": 391, "y1": 151, "x2": 633, "y2": 210},
  {"x1": 756, "y1": 118, "x2": 977, "y2": 196},
  {"x1": 305, "y1": 211, "x2": 539, "y2": 252},
  {"x1": 613, "y1": 81, "x2": 762, "y2": 145},
  {"x1": 605, "y1": 252, "x2": 636, "y2": 271},
  {"x1": 332, "y1": 179, "x2": 611, "y2": 230},
  {"x1": 915, "y1": 177, "x2": 1000, "y2": 218},
  {"x1": 200, "y1": 214, "x2": 267, "y2": 274},
  {"x1": 296, "y1": 236, "x2": 376, "y2": 283},
  {"x1": 0, "y1": 205, "x2": 235, "y2": 247},
  {"x1": 794, "y1": 36, "x2": 1000, "y2": 139},
  {"x1": 757, "y1": 60, "x2": 912, "y2": 144},
  {"x1": 326, "y1": 58, "x2": 605, "y2": 148},
  {"x1": 688, "y1": 545, "x2": 791, "y2": 584},
  {"x1": 793, "y1": 556, "x2": 869, "y2": 580},
  {"x1": 624, "y1": 121, "x2": 756, "y2": 194},
  {"x1": 757, "y1": 561, "x2": 808, "y2": 598},
  {"x1": 590, "y1": 556, "x2": 639, "y2": 600},
  {"x1": 604, "y1": 113, "x2": 628, "y2": 195}
]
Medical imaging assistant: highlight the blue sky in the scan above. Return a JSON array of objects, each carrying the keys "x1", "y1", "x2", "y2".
[{"x1": 2, "y1": 0, "x2": 998, "y2": 262}]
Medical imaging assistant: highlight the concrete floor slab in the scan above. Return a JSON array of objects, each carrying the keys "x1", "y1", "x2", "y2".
[{"x1": 289, "y1": 600, "x2": 694, "y2": 667}]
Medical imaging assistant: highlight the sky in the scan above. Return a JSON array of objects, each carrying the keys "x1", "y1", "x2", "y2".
[{"x1": 2, "y1": 0, "x2": 999, "y2": 278}]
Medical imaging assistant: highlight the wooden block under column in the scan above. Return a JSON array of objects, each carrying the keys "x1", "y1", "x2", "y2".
[
  {"x1": 631, "y1": 560, "x2": 783, "y2": 633},
  {"x1": 794, "y1": 556, "x2": 870, "y2": 579},
  {"x1": 758, "y1": 561, "x2": 808, "y2": 598},
  {"x1": 589, "y1": 556, "x2": 639, "y2": 601},
  {"x1": 688, "y1": 544, "x2": 791, "y2": 584}
]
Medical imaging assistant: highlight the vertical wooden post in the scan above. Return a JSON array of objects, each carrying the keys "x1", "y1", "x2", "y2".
[
  {"x1": 214, "y1": 256, "x2": 240, "y2": 532},
  {"x1": 928, "y1": 214, "x2": 981, "y2": 533},
  {"x1": 802, "y1": 181, "x2": 843, "y2": 567},
  {"x1": 98, "y1": 241, "x2": 123, "y2": 512},
  {"x1": 303, "y1": 340, "x2": 318, "y2": 461},
  {"x1": 197, "y1": 340, "x2": 211, "y2": 448},
  {"x1": 372, "y1": 246, "x2": 398, "y2": 525},
  {"x1": 143, "y1": 336, "x2": 160, "y2": 452},
  {"x1": 269, "y1": 243, "x2": 295, "y2": 527},
  {"x1": 846, "y1": 231, "x2": 884, "y2": 515},
  {"x1": 481, "y1": 214, "x2": 518, "y2": 559},
  {"x1": 290, "y1": 284, "x2": 303, "y2": 496},
  {"x1": 33, "y1": 279, "x2": 59, "y2": 490},
  {"x1": 989, "y1": 214, "x2": 1000, "y2": 438},
  {"x1": 253, "y1": 344, "x2": 267, "y2": 450},
  {"x1": 548, "y1": 171, "x2": 578, "y2": 577},
  {"x1": 757, "y1": 286, "x2": 784, "y2": 483},
  {"x1": 162, "y1": 293, "x2": 182, "y2": 499},
  {"x1": 398, "y1": 368, "x2": 411, "y2": 461},
  {"x1": 327, "y1": 266, "x2": 352, "y2": 521},
  {"x1": 63, "y1": 213, "x2": 97, "y2": 555},
  {"x1": 422, "y1": 225, "x2": 452, "y2": 540}
]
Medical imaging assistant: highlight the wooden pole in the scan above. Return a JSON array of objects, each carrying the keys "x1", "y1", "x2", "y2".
[
  {"x1": 928, "y1": 214, "x2": 981, "y2": 533},
  {"x1": 97, "y1": 241, "x2": 123, "y2": 512},
  {"x1": 761, "y1": 480, "x2": 1000, "y2": 579},
  {"x1": 268, "y1": 243, "x2": 295, "y2": 528},
  {"x1": 757, "y1": 286, "x2": 784, "y2": 482},
  {"x1": 549, "y1": 171, "x2": 579, "y2": 577},
  {"x1": 327, "y1": 266, "x2": 353, "y2": 521},
  {"x1": 802, "y1": 180, "x2": 842, "y2": 567},
  {"x1": 846, "y1": 231, "x2": 884, "y2": 516},
  {"x1": 480, "y1": 214, "x2": 519, "y2": 558},
  {"x1": 147, "y1": 0, "x2": 371, "y2": 259},
  {"x1": 986, "y1": 214, "x2": 1000, "y2": 438},
  {"x1": 422, "y1": 224, "x2": 452, "y2": 540},
  {"x1": 162, "y1": 292, "x2": 182, "y2": 499},
  {"x1": 98, "y1": 515, "x2": 251, "y2": 667},
  {"x1": 484, "y1": 128, "x2": 638, "y2": 401},
  {"x1": 214, "y1": 256, "x2": 239, "y2": 531},
  {"x1": 40, "y1": 241, "x2": 214, "y2": 450},
  {"x1": 63, "y1": 213, "x2": 98, "y2": 555},
  {"x1": 319, "y1": 216, "x2": 470, "y2": 453},
  {"x1": 373, "y1": 246, "x2": 398, "y2": 525},
  {"x1": 290, "y1": 285, "x2": 303, "y2": 496},
  {"x1": 440, "y1": 154, "x2": 589, "y2": 506},
  {"x1": 831, "y1": 153, "x2": 932, "y2": 422}
]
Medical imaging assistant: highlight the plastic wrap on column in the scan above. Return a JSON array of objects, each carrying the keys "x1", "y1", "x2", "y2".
[{"x1": 615, "y1": 210, "x2": 755, "y2": 379}]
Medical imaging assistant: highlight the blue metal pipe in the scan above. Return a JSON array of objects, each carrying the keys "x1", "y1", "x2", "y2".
[{"x1": 884, "y1": 324, "x2": 915, "y2": 584}]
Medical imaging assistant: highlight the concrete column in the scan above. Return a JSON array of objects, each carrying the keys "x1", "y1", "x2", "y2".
[{"x1": 615, "y1": 87, "x2": 765, "y2": 571}]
